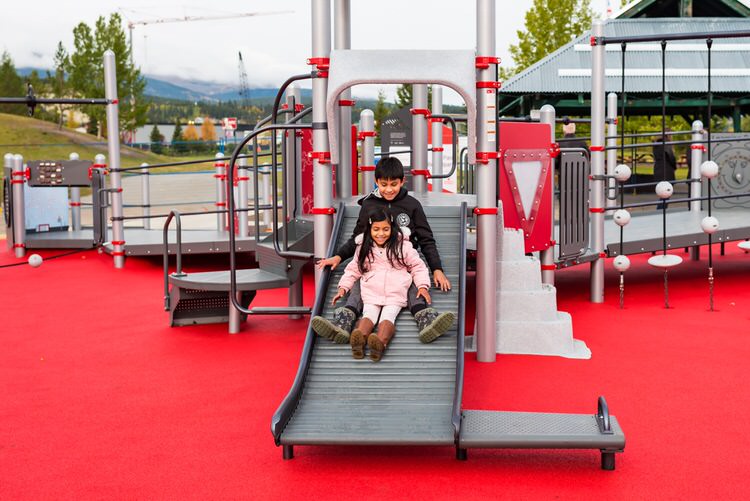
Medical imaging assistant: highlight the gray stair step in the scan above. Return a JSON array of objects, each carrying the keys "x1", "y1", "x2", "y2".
[
  {"x1": 169, "y1": 268, "x2": 290, "y2": 291},
  {"x1": 459, "y1": 410, "x2": 625, "y2": 450}
]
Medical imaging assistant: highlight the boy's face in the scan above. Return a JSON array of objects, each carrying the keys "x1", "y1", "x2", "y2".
[{"x1": 376, "y1": 177, "x2": 405, "y2": 201}]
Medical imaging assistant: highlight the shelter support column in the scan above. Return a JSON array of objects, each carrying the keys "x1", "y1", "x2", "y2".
[{"x1": 539, "y1": 105, "x2": 555, "y2": 286}]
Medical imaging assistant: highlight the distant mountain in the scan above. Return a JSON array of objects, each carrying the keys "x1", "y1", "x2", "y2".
[{"x1": 144, "y1": 75, "x2": 312, "y2": 103}]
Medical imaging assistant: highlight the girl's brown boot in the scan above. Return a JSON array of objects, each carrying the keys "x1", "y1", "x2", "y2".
[
  {"x1": 368, "y1": 320, "x2": 395, "y2": 362},
  {"x1": 350, "y1": 318, "x2": 374, "y2": 359}
]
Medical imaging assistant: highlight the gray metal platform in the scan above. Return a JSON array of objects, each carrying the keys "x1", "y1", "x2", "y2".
[
  {"x1": 604, "y1": 208, "x2": 750, "y2": 256},
  {"x1": 169, "y1": 268, "x2": 290, "y2": 291},
  {"x1": 459, "y1": 409, "x2": 625, "y2": 450},
  {"x1": 273, "y1": 203, "x2": 466, "y2": 448}
]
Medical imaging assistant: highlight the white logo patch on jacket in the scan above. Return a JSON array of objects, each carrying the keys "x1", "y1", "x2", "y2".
[{"x1": 396, "y1": 212, "x2": 410, "y2": 228}]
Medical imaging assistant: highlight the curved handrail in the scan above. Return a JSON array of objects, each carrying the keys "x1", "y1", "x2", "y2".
[
  {"x1": 597, "y1": 396, "x2": 614, "y2": 435},
  {"x1": 271, "y1": 202, "x2": 347, "y2": 443},
  {"x1": 428, "y1": 114, "x2": 459, "y2": 180},
  {"x1": 162, "y1": 210, "x2": 185, "y2": 312},
  {"x1": 451, "y1": 202, "x2": 468, "y2": 443}
]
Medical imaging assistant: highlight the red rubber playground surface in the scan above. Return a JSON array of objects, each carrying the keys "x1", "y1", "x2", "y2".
[{"x1": 1, "y1": 243, "x2": 750, "y2": 499}]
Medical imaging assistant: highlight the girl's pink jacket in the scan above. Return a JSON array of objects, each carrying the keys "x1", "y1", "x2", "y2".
[{"x1": 337, "y1": 230, "x2": 431, "y2": 308}]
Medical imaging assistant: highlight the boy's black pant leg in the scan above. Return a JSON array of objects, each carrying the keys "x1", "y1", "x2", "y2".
[
  {"x1": 344, "y1": 281, "x2": 363, "y2": 316},
  {"x1": 407, "y1": 283, "x2": 428, "y2": 315}
]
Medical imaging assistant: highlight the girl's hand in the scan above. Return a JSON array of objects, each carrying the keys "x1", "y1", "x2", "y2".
[
  {"x1": 318, "y1": 255, "x2": 342, "y2": 270},
  {"x1": 433, "y1": 270, "x2": 451, "y2": 291},
  {"x1": 416, "y1": 287, "x2": 432, "y2": 305},
  {"x1": 331, "y1": 287, "x2": 346, "y2": 305}
]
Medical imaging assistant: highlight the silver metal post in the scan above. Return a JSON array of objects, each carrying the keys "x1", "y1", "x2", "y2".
[
  {"x1": 69, "y1": 152, "x2": 81, "y2": 231},
  {"x1": 229, "y1": 291, "x2": 242, "y2": 334},
  {"x1": 334, "y1": 0, "x2": 352, "y2": 199},
  {"x1": 104, "y1": 50, "x2": 125, "y2": 268},
  {"x1": 476, "y1": 0, "x2": 498, "y2": 362},
  {"x1": 431, "y1": 85, "x2": 444, "y2": 193},
  {"x1": 261, "y1": 163, "x2": 272, "y2": 229},
  {"x1": 690, "y1": 120, "x2": 704, "y2": 212},
  {"x1": 359, "y1": 109, "x2": 375, "y2": 194},
  {"x1": 237, "y1": 155, "x2": 249, "y2": 238},
  {"x1": 11, "y1": 154, "x2": 26, "y2": 258},
  {"x1": 690, "y1": 120, "x2": 704, "y2": 261},
  {"x1": 214, "y1": 152, "x2": 227, "y2": 232},
  {"x1": 312, "y1": 0, "x2": 333, "y2": 286},
  {"x1": 411, "y1": 84, "x2": 429, "y2": 194},
  {"x1": 4, "y1": 153, "x2": 15, "y2": 246},
  {"x1": 589, "y1": 20, "x2": 606, "y2": 303},
  {"x1": 140, "y1": 163, "x2": 151, "y2": 230},
  {"x1": 539, "y1": 104, "x2": 555, "y2": 285},
  {"x1": 606, "y1": 92, "x2": 618, "y2": 210}
]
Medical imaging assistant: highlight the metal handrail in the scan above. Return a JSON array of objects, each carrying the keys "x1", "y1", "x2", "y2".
[
  {"x1": 428, "y1": 114, "x2": 459, "y2": 180},
  {"x1": 451, "y1": 202, "x2": 468, "y2": 445},
  {"x1": 162, "y1": 210, "x2": 185, "y2": 312}
]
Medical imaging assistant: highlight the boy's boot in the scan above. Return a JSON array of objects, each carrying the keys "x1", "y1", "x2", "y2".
[
  {"x1": 350, "y1": 318, "x2": 374, "y2": 359},
  {"x1": 415, "y1": 308, "x2": 456, "y2": 344},
  {"x1": 311, "y1": 307, "x2": 356, "y2": 344},
  {"x1": 368, "y1": 320, "x2": 396, "y2": 362}
]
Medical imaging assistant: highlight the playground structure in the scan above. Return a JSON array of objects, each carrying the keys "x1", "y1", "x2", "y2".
[{"x1": 5, "y1": 0, "x2": 750, "y2": 470}]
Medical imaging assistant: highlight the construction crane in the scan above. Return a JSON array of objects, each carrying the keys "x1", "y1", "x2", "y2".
[
  {"x1": 238, "y1": 52, "x2": 251, "y2": 109},
  {"x1": 122, "y1": 9, "x2": 293, "y2": 66}
]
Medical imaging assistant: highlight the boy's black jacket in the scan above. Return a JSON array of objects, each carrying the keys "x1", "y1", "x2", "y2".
[{"x1": 334, "y1": 188, "x2": 443, "y2": 273}]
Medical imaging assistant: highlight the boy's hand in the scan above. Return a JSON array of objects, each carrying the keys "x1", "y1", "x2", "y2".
[
  {"x1": 331, "y1": 287, "x2": 346, "y2": 305},
  {"x1": 433, "y1": 270, "x2": 451, "y2": 291},
  {"x1": 416, "y1": 287, "x2": 432, "y2": 305},
  {"x1": 318, "y1": 255, "x2": 342, "y2": 270}
]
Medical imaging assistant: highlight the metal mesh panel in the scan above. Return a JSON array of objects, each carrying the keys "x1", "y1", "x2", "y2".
[{"x1": 558, "y1": 152, "x2": 590, "y2": 259}]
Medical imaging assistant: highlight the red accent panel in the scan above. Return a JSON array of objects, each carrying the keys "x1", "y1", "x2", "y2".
[
  {"x1": 111, "y1": 241, "x2": 125, "y2": 246},
  {"x1": 309, "y1": 151, "x2": 331, "y2": 164},
  {"x1": 411, "y1": 169, "x2": 431, "y2": 177},
  {"x1": 11, "y1": 180, "x2": 24, "y2": 184},
  {"x1": 590, "y1": 36, "x2": 597, "y2": 46},
  {"x1": 541, "y1": 264, "x2": 557, "y2": 271},
  {"x1": 281, "y1": 103, "x2": 289, "y2": 110},
  {"x1": 69, "y1": 202, "x2": 82, "y2": 207},
  {"x1": 338, "y1": 99, "x2": 355, "y2": 106},
  {"x1": 428, "y1": 117, "x2": 445, "y2": 124},
  {"x1": 111, "y1": 251, "x2": 126, "y2": 256},
  {"x1": 691, "y1": 144, "x2": 707, "y2": 151},
  {"x1": 590, "y1": 145, "x2": 605, "y2": 151},
  {"x1": 476, "y1": 81, "x2": 501, "y2": 89},
  {"x1": 236, "y1": 177, "x2": 250, "y2": 182},
  {"x1": 473, "y1": 207, "x2": 498, "y2": 215},
  {"x1": 215, "y1": 202, "x2": 227, "y2": 207},
  {"x1": 599, "y1": 252, "x2": 607, "y2": 258},
  {"x1": 409, "y1": 108, "x2": 431, "y2": 117},
  {"x1": 589, "y1": 207, "x2": 605, "y2": 213},
  {"x1": 310, "y1": 207, "x2": 336, "y2": 215},
  {"x1": 498, "y1": 121, "x2": 554, "y2": 253},
  {"x1": 295, "y1": 104, "x2": 305, "y2": 112},
  {"x1": 13, "y1": 243, "x2": 26, "y2": 248},
  {"x1": 213, "y1": 174, "x2": 227, "y2": 180},
  {"x1": 475, "y1": 56, "x2": 500, "y2": 69},
  {"x1": 431, "y1": 147, "x2": 444, "y2": 152},
  {"x1": 305, "y1": 57, "x2": 330, "y2": 70},
  {"x1": 476, "y1": 151, "x2": 500, "y2": 164},
  {"x1": 358, "y1": 131, "x2": 377, "y2": 140},
  {"x1": 358, "y1": 165, "x2": 376, "y2": 172}
]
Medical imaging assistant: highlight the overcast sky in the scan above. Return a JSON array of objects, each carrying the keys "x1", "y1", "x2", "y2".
[{"x1": 1, "y1": 0, "x2": 610, "y2": 103}]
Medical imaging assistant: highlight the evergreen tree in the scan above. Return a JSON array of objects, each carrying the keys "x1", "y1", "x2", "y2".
[
  {"x1": 0, "y1": 51, "x2": 26, "y2": 115},
  {"x1": 373, "y1": 89, "x2": 390, "y2": 145},
  {"x1": 171, "y1": 121, "x2": 185, "y2": 153},
  {"x1": 65, "y1": 13, "x2": 148, "y2": 138},
  {"x1": 51, "y1": 42, "x2": 70, "y2": 129},
  {"x1": 504, "y1": 0, "x2": 594, "y2": 77},
  {"x1": 150, "y1": 125, "x2": 164, "y2": 154},
  {"x1": 395, "y1": 84, "x2": 432, "y2": 110}
]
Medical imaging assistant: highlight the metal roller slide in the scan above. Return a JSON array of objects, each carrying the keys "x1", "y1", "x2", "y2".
[{"x1": 272, "y1": 202, "x2": 467, "y2": 455}]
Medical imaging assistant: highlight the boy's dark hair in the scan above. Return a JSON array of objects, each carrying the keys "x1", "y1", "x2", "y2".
[
  {"x1": 357, "y1": 207, "x2": 406, "y2": 274},
  {"x1": 374, "y1": 156, "x2": 404, "y2": 181}
]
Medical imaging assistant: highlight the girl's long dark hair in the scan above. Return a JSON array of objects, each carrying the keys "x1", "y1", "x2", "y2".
[{"x1": 357, "y1": 208, "x2": 407, "y2": 274}]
